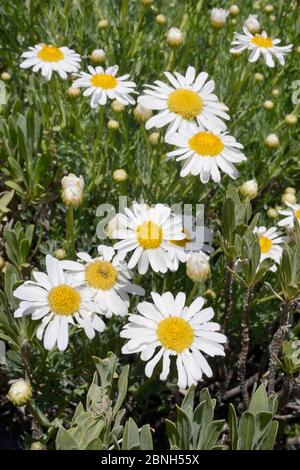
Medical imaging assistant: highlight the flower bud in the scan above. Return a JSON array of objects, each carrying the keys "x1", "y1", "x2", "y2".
[
  {"x1": 1, "y1": 72, "x2": 11, "y2": 81},
  {"x1": 108, "y1": 119, "x2": 119, "y2": 130},
  {"x1": 186, "y1": 253, "x2": 211, "y2": 283},
  {"x1": 229, "y1": 5, "x2": 240, "y2": 16},
  {"x1": 267, "y1": 208, "x2": 278, "y2": 219},
  {"x1": 204, "y1": 289, "x2": 216, "y2": 300},
  {"x1": 141, "y1": 0, "x2": 154, "y2": 6},
  {"x1": 156, "y1": 14, "x2": 166, "y2": 25},
  {"x1": 265, "y1": 133, "x2": 279, "y2": 148},
  {"x1": 54, "y1": 248, "x2": 66, "y2": 260},
  {"x1": 7, "y1": 380, "x2": 32, "y2": 406},
  {"x1": 285, "y1": 114, "x2": 297, "y2": 126},
  {"x1": 282, "y1": 193, "x2": 296, "y2": 205},
  {"x1": 30, "y1": 442, "x2": 45, "y2": 450},
  {"x1": 111, "y1": 100, "x2": 125, "y2": 113},
  {"x1": 254, "y1": 72, "x2": 264, "y2": 82},
  {"x1": 239, "y1": 179, "x2": 258, "y2": 199},
  {"x1": 149, "y1": 132, "x2": 160, "y2": 145},
  {"x1": 264, "y1": 4, "x2": 274, "y2": 13},
  {"x1": 272, "y1": 88, "x2": 279, "y2": 96},
  {"x1": 61, "y1": 173, "x2": 84, "y2": 207},
  {"x1": 210, "y1": 8, "x2": 228, "y2": 29},
  {"x1": 67, "y1": 86, "x2": 81, "y2": 98},
  {"x1": 133, "y1": 104, "x2": 152, "y2": 123},
  {"x1": 0, "y1": 256, "x2": 5, "y2": 271},
  {"x1": 263, "y1": 100, "x2": 274, "y2": 110},
  {"x1": 166, "y1": 27, "x2": 184, "y2": 48},
  {"x1": 244, "y1": 15, "x2": 260, "y2": 34},
  {"x1": 98, "y1": 19, "x2": 109, "y2": 29},
  {"x1": 90, "y1": 49, "x2": 106, "y2": 64},
  {"x1": 106, "y1": 215, "x2": 126, "y2": 239},
  {"x1": 113, "y1": 169, "x2": 127, "y2": 182},
  {"x1": 284, "y1": 187, "x2": 296, "y2": 195}
]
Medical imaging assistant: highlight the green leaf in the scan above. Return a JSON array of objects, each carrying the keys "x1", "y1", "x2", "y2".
[
  {"x1": 228, "y1": 403, "x2": 238, "y2": 450},
  {"x1": 249, "y1": 384, "x2": 269, "y2": 413},
  {"x1": 202, "y1": 420, "x2": 225, "y2": 450},
  {"x1": 113, "y1": 364, "x2": 129, "y2": 417},
  {"x1": 261, "y1": 421, "x2": 278, "y2": 450},
  {"x1": 55, "y1": 426, "x2": 78, "y2": 450},
  {"x1": 176, "y1": 405, "x2": 192, "y2": 450},
  {"x1": 122, "y1": 418, "x2": 140, "y2": 450},
  {"x1": 140, "y1": 424, "x2": 153, "y2": 450},
  {"x1": 166, "y1": 419, "x2": 180, "y2": 448},
  {"x1": 238, "y1": 411, "x2": 256, "y2": 450}
]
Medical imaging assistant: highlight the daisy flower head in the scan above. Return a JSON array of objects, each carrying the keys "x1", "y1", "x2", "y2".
[
  {"x1": 20, "y1": 44, "x2": 81, "y2": 81},
  {"x1": 254, "y1": 226, "x2": 287, "y2": 269},
  {"x1": 113, "y1": 203, "x2": 185, "y2": 275},
  {"x1": 166, "y1": 122, "x2": 246, "y2": 183},
  {"x1": 13, "y1": 255, "x2": 105, "y2": 351},
  {"x1": 278, "y1": 202, "x2": 300, "y2": 229},
  {"x1": 121, "y1": 292, "x2": 226, "y2": 388},
  {"x1": 60, "y1": 245, "x2": 144, "y2": 318},
  {"x1": 138, "y1": 66, "x2": 230, "y2": 137},
  {"x1": 230, "y1": 27, "x2": 293, "y2": 67},
  {"x1": 72, "y1": 65, "x2": 136, "y2": 109},
  {"x1": 167, "y1": 214, "x2": 213, "y2": 271}
]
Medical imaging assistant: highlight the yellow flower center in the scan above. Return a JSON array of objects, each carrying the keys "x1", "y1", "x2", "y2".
[
  {"x1": 167, "y1": 89, "x2": 203, "y2": 120},
  {"x1": 295, "y1": 209, "x2": 300, "y2": 219},
  {"x1": 157, "y1": 317, "x2": 194, "y2": 353},
  {"x1": 90, "y1": 74, "x2": 117, "y2": 89},
  {"x1": 259, "y1": 236, "x2": 273, "y2": 254},
  {"x1": 136, "y1": 221, "x2": 163, "y2": 249},
  {"x1": 85, "y1": 260, "x2": 118, "y2": 290},
  {"x1": 189, "y1": 131, "x2": 224, "y2": 157},
  {"x1": 251, "y1": 35, "x2": 273, "y2": 48},
  {"x1": 48, "y1": 285, "x2": 80, "y2": 316},
  {"x1": 37, "y1": 45, "x2": 64, "y2": 62}
]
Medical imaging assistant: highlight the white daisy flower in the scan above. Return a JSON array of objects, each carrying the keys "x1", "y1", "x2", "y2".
[
  {"x1": 167, "y1": 215, "x2": 213, "y2": 271},
  {"x1": 230, "y1": 27, "x2": 293, "y2": 67},
  {"x1": 13, "y1": 255, "x2": 105, "y2": 351},
  {"x1": 60, "y1": 245, "x2": 144, "y2": 318},
  {"x1": 72, "y1": 65, "x2": 136, "y2": 109},
  {"x1": 278, "y1": 202, "x2": 300, "y2": 229},
  {"x1": 254, "y1": 226, "x2": 287, "y2": 269},
  {"x1": 166, "y1": 122, "x2": 246, "y2": 183},
  {"x1": 20, "y1": 44, "x2": 81, "y2": 81},
  {"x1": 138, "y1": 66, "x2": 230, "y2": 136},
  {"x1": 113, "y1": 203, "x2": 185, "y2": 275},
  {"x1": 121, "y1": 292, "x2": 226, "y2": 388}
]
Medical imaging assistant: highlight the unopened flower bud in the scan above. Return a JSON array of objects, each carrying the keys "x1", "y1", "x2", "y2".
[
  {"x1": 106, "y1": 215, "x2": 126, "y2": 239},
  {"x1": 229, "y1": 5, "x2": 240, "y2": 16},
  {"x1": 254, "y1": 72, "x2": 264, "y2": 82},
  {"x1": 98, "y1": 19, "x2": 109, "y2": 29},
  {"x1": 156, "y1": 14, "x2": 166, "y2": 25},
  {"x1": 54, "y1": 248, "x2": 66, "y2": 260},
  {"x1": 282, "y1": 193, "x2": 296, "y2": 205},
  {"x1": 1, "y1": 72, "x2": 11, "y2": 81},
  {"x1": 267, "y1": 207, "x2": 278, "y2": 219},
  {"x1": 264, "y1": 4, "x2": 274, "y2": 13},
  {"x1": 285, "y1": 187, "x2": 296, "y2": 195},
  {"x1": 210, "y1": 8, "x2": 228, "y2": 29},
  {"x1": 90, "y1": 49, "x2": 106, "y2": 63},
  {"x1": 113, "y1": 169, "x2": 127, "y2": 182},
  {"x1": 285, "y1": 114, "x2": 297, "y2": 126},
  {"x1": 272, "y1": 88, "x2": 279, "y2": 96},
  {"x1": 0, "y1": 256, "x2": 5, "y2": 271},
  {"x1": 204, "y1": 289, "x2": 217, "y2": 300},
  {"x1": 141, "y1": 0, "x2": 154, "y2": 6},
  {"x1": 239, "y1": 179, "x2": 258, "y2": 199},
  {"x1": 244, "y1": 15, "x2": 260, "y2": 34},
  {"x1": 67, "y1": 86, "x2": 81, "y2": 98},
  {"x1": 265, "y1": 133, "x2": 279, "y2": 148},
  {"x1": 166, "y1": 27, "x2": 184, "y2": 48},
  {"x1": 7, "y1": 380, "x2": 32, "y2": 406},
  {"x1": 30, "y1": 442, "x2": 45, "y2": 450},
  {"x1": 186, "y1": 253, "x2": 211, "y2": 282},
  {"x1": 149, "y1": 132, "x2": 160, "y2": 145},
  {"x1": 133, "y1": 104, "x2": 152, "y2": 123},
  {"x1": 111, "y1": 100, "x2": 125, "y2": 113},
  {"x1": 108, "y1": 119, "x2": 119, "y2": 130},
  {"x1": 61, "y1": 173, "x2": 84, "y2": 207},
  {"x1": 263, "y1": 100, "x2": 274, "y2": 110}
]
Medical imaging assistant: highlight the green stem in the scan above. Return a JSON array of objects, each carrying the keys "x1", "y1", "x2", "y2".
[
  {"x1": 28, "y1": 400, "x2": 54, "y2": 429},
  {"x1": 66, "y1": 206, "x2": 75, "y2": 258},
  {"x1": 187, "y1": 282, "x2": 201, "y2": 305},
  {"x1": 229, "y1": 62, "x2": 253, "y2": 110}
]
